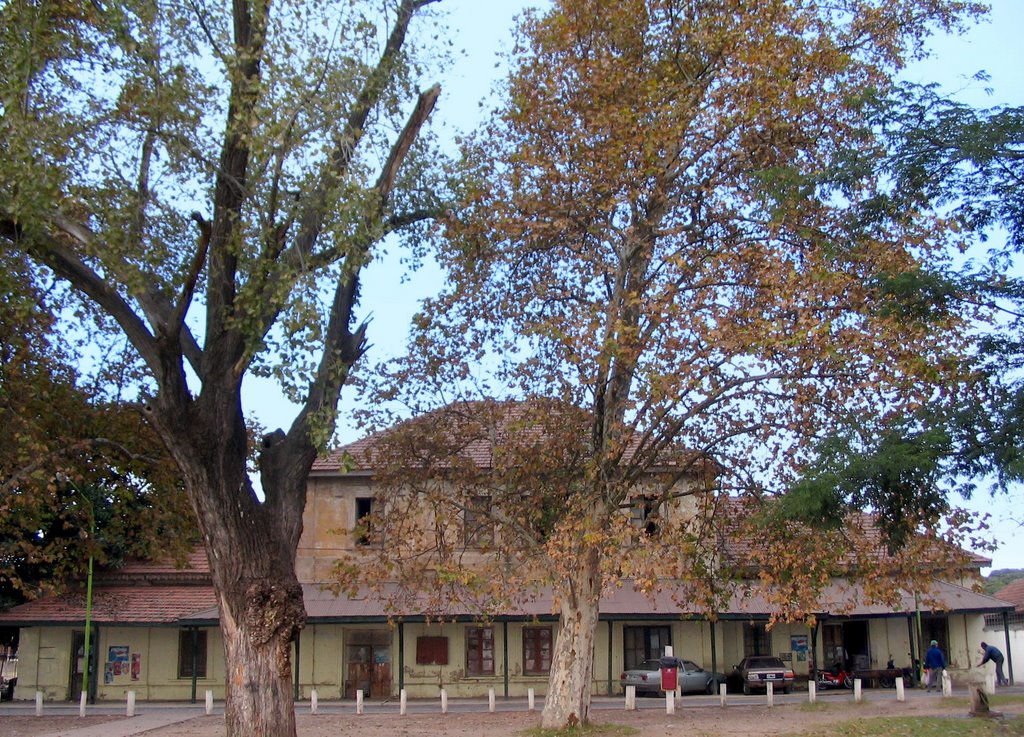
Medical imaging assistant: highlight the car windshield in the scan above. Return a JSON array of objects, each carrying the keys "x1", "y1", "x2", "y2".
[
  {"x1": 637, "y1": 660, "x2": 661, "y2": 671},
  {"x1": 747, "y1": 657, "x2": 785, "y2": 669},
  {"x1": 683, "y1": 660, "x2": 701, "y2": 671}
]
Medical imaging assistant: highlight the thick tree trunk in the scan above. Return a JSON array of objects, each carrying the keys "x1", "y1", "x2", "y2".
[
  {"x1": 220, "y1": 579, "x2": 305, "y2": 737},
  {"x1": 542, "y1": 544, "x2": 603, "y2": 729}
]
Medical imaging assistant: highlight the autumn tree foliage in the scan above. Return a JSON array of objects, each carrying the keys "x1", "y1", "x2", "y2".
[
  {"x1": 349, "y1": 0, "x2": 987, "y2": 728},
  {"x1": 0, "y1": 1, "x2": 444, "y2": 734},
  {"x1": 1, "y1": 253, "x2": 195, "y2": 610}
]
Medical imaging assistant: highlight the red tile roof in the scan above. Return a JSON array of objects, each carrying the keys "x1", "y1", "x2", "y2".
[
  {"x1": 992, "y1": 578, "x2": 1024, "y2": 611},
  {"x1": 0, "y1": 585, "x2": 217, "y2": 626}
]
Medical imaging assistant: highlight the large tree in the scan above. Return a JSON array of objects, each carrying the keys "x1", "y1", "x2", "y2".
[
  {"x1": 0, "y1": 1, "x2": 443, "y2": 735},
  {"x1": 352, "y1": 0, "x2": 986, "y2": 728}
]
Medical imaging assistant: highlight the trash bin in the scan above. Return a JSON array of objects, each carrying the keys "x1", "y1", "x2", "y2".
[{"x1": 659, "y1": 656, "x2": 682, "y2": 692}]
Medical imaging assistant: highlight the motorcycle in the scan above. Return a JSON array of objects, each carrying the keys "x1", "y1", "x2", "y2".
[{"x1": 816, "y1": 662, "x2": 854, "y2": 690}]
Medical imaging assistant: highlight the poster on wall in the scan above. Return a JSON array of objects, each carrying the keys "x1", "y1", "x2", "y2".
[
  {"x1": 131, "y1": 653, "x2": 141, "y2": 681},
  {"x1": 791, "y1": 635, "x2": 809, "y2": 662},
  {"x1": 109, "y1": 645, "x2": 129, "y2": 663},
  {"x1": 104, "y1": 663, "x2": 113, "y2": 684}
]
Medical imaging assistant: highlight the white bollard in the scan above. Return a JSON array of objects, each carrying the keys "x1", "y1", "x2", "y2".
[
  {"x1": 896, "y1": 678, "x2": 905, "y2": 702},
  {"x1": 854, "y1": 678, "x2": 862, "y2": 702},
  {"x1": 808, "y1": 680, "x2": 816, "y2": 703},
  {"x1": 719, "y1": 682, "x2": 727, "y2": 707},
  {"x1": 489, "y1": 687, "x2": 496, "y2": 712},
  {"x1": 127, "y1": 690, "x2": 136, "y2": 717},
  {"x1": 400, "y1": 688, "x2": 407, "y2": 716},
  {"x1": 665, "y1": 690, "x2": 675, "y2": 715},
  {"x1": 441, "y1": 688, "x2": 448, "y2": 714},
  {"x1": 205, "y1": 689, "x2": 213, "y2": 715},
  {"x1": 625, "y1": 684, "x2": 636, "y2": 710},
  {"x1": 79, "y1": 691, "x2": 87, "y2": 718},
  {"x1": 528, "y1": 687, "x2": 535, "y2": 711},
  {"x1": 356, "y1": 689, "x2": 364, "y2": 715},
  {"x1": 311, "y1": 688, "x2": 318, "y2": 714},
  {"x1": 943, "y1": 670, "x2": 953, "y2": 697},
  {"x1": 766, "y1": 681, "x2": 774, "y2": 707},
  {"x1": 35, "y1": 691, "x2": 43, "y2": 717}
]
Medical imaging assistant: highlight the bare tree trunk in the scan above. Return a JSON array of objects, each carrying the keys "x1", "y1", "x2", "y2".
[
  {"x1": 542, "y1": 544, "x2": 603, "y2": 729},
  {"x1": 220, "y1": 580, "x2": 305, "y2": 737}
]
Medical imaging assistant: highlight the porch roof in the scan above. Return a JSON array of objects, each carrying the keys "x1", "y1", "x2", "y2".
[
  {"x1": 4, "y1": 577, "x2": 1009, "y2": 629},
  {"x1": 0, "y1": 585, "x2": 218, "y2": 627},
  {"x1": 185, "y1": 577, "x2": 1015, "y2": 625}
]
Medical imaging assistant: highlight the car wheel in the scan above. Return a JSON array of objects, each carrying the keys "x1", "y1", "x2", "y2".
[
  {"x1": 743, "y1": 683, "x2": 751, "y2": 695},
  {"x1": 706, "y1": 679, "x2": 716, "y2": 695}
]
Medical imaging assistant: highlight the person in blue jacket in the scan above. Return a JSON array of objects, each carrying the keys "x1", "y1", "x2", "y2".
[
  {"x1": 924, "y1": 640, "x2": 946, "y2": 692},
  {"x1": 978, "y1": 641, "x2": 1008, "y2": 686}
]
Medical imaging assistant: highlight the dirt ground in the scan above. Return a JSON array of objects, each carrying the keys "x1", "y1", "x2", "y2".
[{"x1": 4, "y1": 695, "x2": 1020, "y2": 737}]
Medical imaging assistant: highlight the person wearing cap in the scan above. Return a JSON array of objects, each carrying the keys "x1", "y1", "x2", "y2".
[
  {"x1": 924, "y1": 640, "x2": 946, "y2": 692},
  {"x1": 978, "y1": 641, "x2": 1008, "y2": 686}
]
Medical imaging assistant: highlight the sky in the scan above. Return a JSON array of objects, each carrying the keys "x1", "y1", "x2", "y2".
[{"x1": 243, "y1": 1, "x2": 1024, "y2": 572}]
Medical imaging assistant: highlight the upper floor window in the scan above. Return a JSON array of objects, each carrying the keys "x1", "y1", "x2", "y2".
[
  {"x1": 463, "y1": 495, "x2": 494, "y2": 549},
  {"x1": 629, "y1": 495, "x2": 660, "y2": 535},
  {"x1": 355, "y1": 497, "x2": 376, "y2": 546}
]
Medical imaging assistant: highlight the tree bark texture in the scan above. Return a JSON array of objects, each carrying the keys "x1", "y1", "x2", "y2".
[{"x1": 541, "y1": 544, "x2": 603, "y2": 729}]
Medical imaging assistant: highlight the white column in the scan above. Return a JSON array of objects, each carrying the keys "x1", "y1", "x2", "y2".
[
  {"x1": 488, "y1": 687, "x2": 496, "y2": 712},
  {"x1": 205, "y1": 690, "x2": 213, "y2": 715},
  {"x1": 625, "y1": 685, "x2": 636, "y2": 711},
  {"x1": 400, "y1": 688, "x2": 407, "y2": 716},
  {"x1": 35, "y1": 691, "x2": 43, "y2": 717},
  {"x1": 943, "y1": 670, "x2": 953, "y2": 697},
  {"x1": 79, "y1": 691, "x2": 87, "y2": 718},
  {"x1": 665, "y1": 690, "x2": 675, "y2": 715},
  {"x1": 528, "y1": 687, "x2": 535, "y2": 711},
  {"x1": 310, "y1": 688, "x2": 318, "y2": 714},
  {"x1": 766, "y1": 681, "x2": 774, "y2": 707},
  {"x1": 719, "y1": 682, "x2": 727, "y2": 707},
  {"x1": 808, "y1": 680, "x2": 816, "y2": 703},
  {"x1": 126, "y1": 690, "x2": 136, "y2": 717},
  {"x1": 441, "y1": 688, "x2": 448, "y2": 714},
  {"x1": 854, "y1": 678, "x2": 863, "y2": 702},
  {"x1": 356, "y1": 689, "x2": 364, "y2": 715},
  {"x1": 896, "y1": 678, "x2": 905, "y2": 702}
]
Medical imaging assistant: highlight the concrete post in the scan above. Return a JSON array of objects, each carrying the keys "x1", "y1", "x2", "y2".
[
  {"x1": 79, "y1": 691, "x2": 87, "y2": 718},
  {"x1": 942, "y1": 670, "x2": 953, "y2": 697},
  {"x1": 311, "y1": 688, "x2": 318, "y2": 714},
  {"x1": 625, "y1": 685, "x2": 636, "y2": 710},
  {"x1": 528, "y1": 687, "x2": 535, "y2": 711},
  {"x1": 719, "y1": 682, "x2": 727, "y2": 707},
  {"x1": 441, "y1": 688, "x2": 448, "y2": 714},
  {"x1": 808, "y1": 680, "x2": 816, "y2": 703},
  {"x1": 488, "y1": 687, "x2": 496, "y2": 712},
  {"x1": 127, "y1": 690, "x2": 136, "y2": 717},
  {"x1": 766, "y1": 681, "x2": 774, "y2": 707},
  {"x1": 356, "y1": 689, "x2": 364, "y2": 715},
  {"x1": 666, "y1": 690, "x2": 675, "y2": 715},
  {"x1": 854, "y1": 678, "x2": 863, "y2": 702},
  {"x1": 400, "y1": 688, "x2": 407, "y2": 716},
  {"x1": 896, "y1": 679, "x2": 905, "y2": 702},
  {"x1": 205, "y1": 690, "x2": 213, "y2": 715},
  {"x1": 35, "y1": 691, "x2": 43, "y2": 717}
]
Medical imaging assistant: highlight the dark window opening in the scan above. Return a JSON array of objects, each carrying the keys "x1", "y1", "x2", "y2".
[{"x1": 177, "y1": 629, "x2": 208, "y2": 679}]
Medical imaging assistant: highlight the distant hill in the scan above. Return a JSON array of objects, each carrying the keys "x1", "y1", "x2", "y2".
[{"x1": 984, "y1": 569, "x2": 1024, "y2": 596}]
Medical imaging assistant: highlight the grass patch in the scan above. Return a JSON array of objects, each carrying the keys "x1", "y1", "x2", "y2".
[
  {"x1": 798, "y1": 700, "x2": 834, "y2": 712},
  {"x1": 796, "y1": 715, "x2": 1024, "y2": 737},
  {"x1": 522, "y1": 724, "x2": 639, "y2": 737}
]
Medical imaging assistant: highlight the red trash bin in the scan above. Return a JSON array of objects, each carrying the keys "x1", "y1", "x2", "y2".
[{"x1": 659, "y1": 657, "x2": 680, "y2": 691}]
